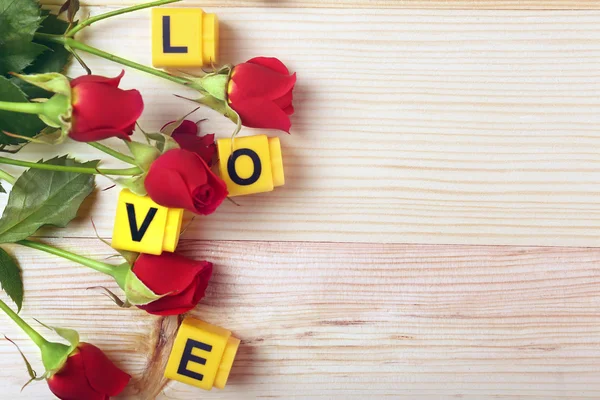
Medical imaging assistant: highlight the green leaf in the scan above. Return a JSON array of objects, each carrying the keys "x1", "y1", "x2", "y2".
[
  {"x1": 0, "y1": 156, "x2": 98, "y2": 243},
  {"x1": 14, "y1": 12, "x2": 73, "y2": 100},
  {"x1": 28, "y1": 12, "x2": 71, "y2": 75},
  {"x1": 0, "y1": 76, "x2": 46, "y2": 146},
  {"x1": 0, "y1": 182, "x2": 5, "y2": 194},
  {"x1": 0, "y1": 0, "x2": 48, "y2": 76},
  {"x1": 0, "y1": 247, "x2": 23, "y2": 311}
]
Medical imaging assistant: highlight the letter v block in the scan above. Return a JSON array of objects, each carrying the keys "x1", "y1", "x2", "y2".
[{"x1": 111, "y1": 189, "x2": 184, "y2": 255}]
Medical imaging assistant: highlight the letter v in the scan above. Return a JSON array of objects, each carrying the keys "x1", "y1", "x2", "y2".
[{"x1": 126, "y1": 203, "x2": 158, "y2": 242}]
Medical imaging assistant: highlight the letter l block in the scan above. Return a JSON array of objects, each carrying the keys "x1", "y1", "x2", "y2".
[{"x1": 152, "y1": 8, "x2": 218, "y2": 68}]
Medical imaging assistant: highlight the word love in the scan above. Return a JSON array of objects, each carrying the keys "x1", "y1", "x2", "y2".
[
  {"x1": 112, "y1": 134, "x2": 285, "y2": 255},
  {"x1": 152, "y1": 8, "x2": 218, "y2": 68},
  {"x1": 165, "y1": 317, "x2": 240, "y2": 391}
]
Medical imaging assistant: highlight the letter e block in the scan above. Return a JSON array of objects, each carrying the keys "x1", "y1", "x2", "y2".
[
  {"x1": 217, "y1": 135, "x2": 285, "y2": 197},
  {"x1": 111, "y1": 189, "x2": 183, "y2": 255},
  {"x1": 152, "y1": 8, "x2": 218, "y2": 68},
  {"x1": 165, "y1": 317, "x2": 240, "y2": 390}
]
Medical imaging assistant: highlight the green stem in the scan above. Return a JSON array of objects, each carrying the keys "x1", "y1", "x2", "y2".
[
  {"x1": 67, "y1": 0, "x2": 182, "y2": 37},
  {"x1": 0, "y1": 299, "x2": 48, "y2": 349},
  {"x1": 0, "y1": 156, "x2": 142, "y2": 176},
  {"x1": 34, "y1": 33, "x2": 190, "y2": 87},
  {"x1": 0, "y1": 101, "x2": 44, "y2": 116},
  {"x1": 17, "y1": 240, "x2": 118, "y2": 278},
  {"x1": 0, "y1": 169, "x2": 16, "y2": 185},
  {"x1": 88, "y1": 142, "x2": 137, "y2": 165}
]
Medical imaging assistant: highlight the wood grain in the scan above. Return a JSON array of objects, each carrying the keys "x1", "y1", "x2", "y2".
[
  {"x1": 0, "y1": 239, "x2": 599, "y2": 399},
  {"x1": 5, "y1": 7, "x2": 600, "y2": 247},
  {"x1": 40, "y1": 0, "x2": 600, "y2": 10}
]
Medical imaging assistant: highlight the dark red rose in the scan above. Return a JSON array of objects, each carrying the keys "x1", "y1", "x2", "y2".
[
  {"x1": 69, "y1": 70, "x2": 143, "y2": 142},
  {"x1": 161, "y1": 119, "x2": 216, "y2": 166},
  {"x1": 47, "y1": 343, "x2": 130, "y2": 400},
  {"x1": 144, "y1": 148, "x2": 228, "y2": 215},
  {"x1": 133, "y1": 252, "x2": 213, "y2": 316},
  {"x1": 227, "y1": 57, "x2": 296, "y2": 133}
]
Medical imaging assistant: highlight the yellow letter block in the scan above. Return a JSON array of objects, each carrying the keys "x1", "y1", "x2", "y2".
[
  {"x1": 152, "y1": 8, "x2": 218, "y2": 68},
  {"x1": 111, "y1": 189, "x2": 183, "y2": 256},
  {"x1": 217, "y1": 135, "x2": 285, "y2": 197},
  {"x1": 165, "y1": 317, "x2": 240, "y2": 390}
]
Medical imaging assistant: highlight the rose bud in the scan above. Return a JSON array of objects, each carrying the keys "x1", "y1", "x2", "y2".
[
  {"x1": 17, "y1": 239, "x2": 214, "y2": 317},
  {"x1": 144, "y1": 148, "x2": 228, "y2": 215},
  {"x1": 128, "y1": 252, "x2": 213, "y2": 316},
  {"x1": 7, "y1": 71, "x2": 143, "y2": 144},
  {"x1": 48, "y1": 343, "x2": 131, "y2": 400},
  {"x1": 69, "y1": 70, "x2": 144, "y2": 142},
  {"x1": 227, "y1": 57, "x2": 296, "y2": 133},
  {"x1": 0, "y1": 299, "x2": 130, "y2": 400},
  {"x1": 160, "y1": 119, "x2": 216, "y2": 166}
]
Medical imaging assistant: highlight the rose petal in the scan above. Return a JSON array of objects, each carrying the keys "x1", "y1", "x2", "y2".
[
  {"x1": 72, "y1": 85, "x2": 143, "y2": 133},
  {"x1": 171, "y1": 133, "x2": 216, "y2": 165},
  {"x1": 133, "y1": 253, "x2": 213, "y2": 316},
  {"x1": 144, "y1": 164, "x2": 199, "y2": 212},
  {"x1": 273, "y1": 90, "x2": 293, "y2": 110},
  {"x1": 230, "y1": 98, "x2": 292, "y2": 133},
  {"x1": 47, "y1": 352, "x2": 105, "y2": 400},
  {"x1": 246, "y1": 57, "x2": 290, "y2": 75},
  {"x1": 161, "y1": 119, "x2": 198, "y2": 136},
  {"x1": 79, "y1": 343, "x2": 130, "y2": 396},
  {"x1": 70, "y1": 70, "x2": 124, "y2": 88},
  {"x1": 229, "y1": 64, "x2": 296, "y2": 102},
  {"x1": 138, "y1": 274, "x2": 209, "y2": 316},
  {"x1": 283, "y1": 104, "x2": 295, "y2": 115},
  {"x1": 69, "y1": 128, "x2": 132, "y2": 142}
]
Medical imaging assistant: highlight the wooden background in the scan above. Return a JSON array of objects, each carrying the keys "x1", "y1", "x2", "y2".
[{"x1": 2, "y1": 0, "x2": 600, "y2": 398}]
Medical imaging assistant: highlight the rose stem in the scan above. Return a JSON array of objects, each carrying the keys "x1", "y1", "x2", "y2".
[
  {"x1": 67, "y1": 0, "x2": 181, "y2": 37},
  {"x1": 0, "y1": 101, "x2": 45, "y2": 116},
  {"x1": 0, "y1": 299, "x2": 49, "y2": 349},
  {"x1": 88, "y1": 142, "x2": 137, "y2": 165},
  {"x1": 34, "y1": 33, "x2": 190, "y2": 87},
  {"x1": 17, "y1": 240, "x2": 118, "y2": 278},
  {"x1": 0, "y1": 169, "x2": 16, "y2": 185},
  {"x1": 0, "y1": 156, "x2": 142, "y2": 176}
]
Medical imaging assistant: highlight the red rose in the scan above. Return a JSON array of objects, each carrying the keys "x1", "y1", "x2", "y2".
[
  {"x1": 70, "y1": 70, "x2": 143, "y2": 142},
  {"x1": 228, "y1": 57, "x2": 296, "y2": 133},
  {"x1": 132, "y1": 252, "x2": 213, "y2": 316},
  {"x1": 161, "y1": 119, "x2": 216, "y2": 166},
  {"x1": 47, "y1": 343, "x2": 130, "y2": 400},
  {"x1": 144, "y1": 148, "x2": 228, "y2": 215}
]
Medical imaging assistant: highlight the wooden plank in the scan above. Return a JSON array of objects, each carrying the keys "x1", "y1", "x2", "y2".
[
  {"x1": 0, "y1": 239, "x2": 599, "y2": 399},
  {"x1": 40, "y1": 0, "x2": 600, "y2": 10},
  {"x1": 6, "y1": 7, "x2": 600, "y2": 247}
]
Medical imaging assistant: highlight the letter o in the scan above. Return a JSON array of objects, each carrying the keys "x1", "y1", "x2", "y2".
[{"x1": 227, "y1": 149, "x2": 262, "y2": 186}]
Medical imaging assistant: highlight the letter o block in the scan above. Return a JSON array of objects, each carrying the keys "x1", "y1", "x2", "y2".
[
  {"x1": 165, "y1": 317, "x2": 240, "y2": 390},
  {"x1": 111, "y1": 189, "x2": 183, "y2": 255},
  {"x1": 152, "y1": 8, "x2": 218, "y2": 68},
  {"x1": 217, "y1": 135, "x2": 285, "y2": 197}
]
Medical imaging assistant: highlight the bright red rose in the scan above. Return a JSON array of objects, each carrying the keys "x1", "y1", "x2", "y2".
[
  {"x1": 227, "y1": 57, "x2": 296, "y2": 133},
  {"x1": 144, "y1": 148, "x2": 228, "y2": 215},
  {"x1": 47, "y1": 343, "x2": 130, "y2": 400},
  {"x1": 161, "y1": 119, "x2": 216, "y2": 166},
  {"x1": 132, "y1": 252, "x2": 213, "y2": 316},
  {"x1": 69, "y1": 70, "x2": 143, "y2": 142}
]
